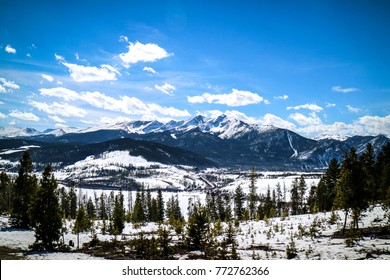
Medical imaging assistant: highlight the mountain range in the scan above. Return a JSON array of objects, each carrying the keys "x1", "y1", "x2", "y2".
[{"x1": 0, "y1": 114, "x2": 388, "y2": 171}]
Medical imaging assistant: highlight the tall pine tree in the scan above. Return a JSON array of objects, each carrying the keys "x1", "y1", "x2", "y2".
[
  {"x1": 248, "y1": 168, "x2": 257, "y2": 220},
  {"x1": 234, "y1": 185, "x2": 245, "y2": 221},
  {"x1": 30, "y1": 165, "x2": 63, "y2": 251},
  {"x1": 11, "y1": 151, "x2": 38, "y2": 229}
]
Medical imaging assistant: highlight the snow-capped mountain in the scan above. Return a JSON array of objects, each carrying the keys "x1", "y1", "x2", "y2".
[
  {"x1": 0, "y1": 126, "x2": 40, "y2": 138},
  {"x1": 0, "y1": 113, "x2": 388, "y2": 170}
]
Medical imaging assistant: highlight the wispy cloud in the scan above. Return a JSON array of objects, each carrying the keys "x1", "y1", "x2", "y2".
[
  {"x1": 188, "y1": 88, "x2": 266, "y2": 107},
  {"x1": 5, "y1": 44, "x2": 16, "y2": 54},
  {"x1": 332, "y1": 85, "x2": 359, "y2": 93},
  {"x1": 143, "y1": 66, "x2": 157, "y2": 74},
  {"x1": 37, "y1": 87, "x2": 190, "y2": 119},
  {"x1": 39, "y1": 87, "x2": 80, "y2": 101},
  {"x1": 41, "y1": 74, "x2": 54, "y2": 82},
  {"x1": 274, "y1": 94, "x2": 289, "y2": 100},
  {"x1": 0, "y1": 78, "x2": 20, "y2": 93},
  {"x1": 9, "y1": 110, "x2": 39, "y2": 121},
  {"x1": 0, "y1": 112, "x2": 7, "y2": 119},
  {"x1": 287, "y1": 103, "x2": 323, "y2": 112},
  {"x1": 48, "y1": 115, "x2": 66, "y2": 123},
  {"x1": 55, "y1": 54, "x2": 118, "y2": 82},
  {"x1": 347, "y1": 105, "x2": 361, "y2": 113},
  {"x1": 30, "y1": 101, "x2": 87, "y2": 117},
  {"x1": 155, "y1": 83, "x2": 176, "y2": 96},
  {"x1": 289, "y1": 112, "x2": 322, "y2": 126},
  {"x1": 119, "y1": 41, "x2": 172, "y2": 68},
  {"x1": 326, "y1": 102, "x2": 336, "y2": 108},
  {"x1": 61, "y1": 62, "x2": 119, "y2": 82}
]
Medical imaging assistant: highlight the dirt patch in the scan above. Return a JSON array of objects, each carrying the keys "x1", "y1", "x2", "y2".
[
  {"x1": 332, "y1": 226, "x2": 390, "y2": 239},
  {"x1": 0, "y1": 246, "x2": 26, "y2": 260}
]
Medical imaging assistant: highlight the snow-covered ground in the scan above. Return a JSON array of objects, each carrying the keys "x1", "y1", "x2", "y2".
[{"x1": 1, "y1": 204, "x2": 388, "y2": 260}]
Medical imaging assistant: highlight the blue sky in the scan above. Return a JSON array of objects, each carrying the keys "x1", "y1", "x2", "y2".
[{"x1": 0, "y1": 0, "x2": 389, "y2": 137}]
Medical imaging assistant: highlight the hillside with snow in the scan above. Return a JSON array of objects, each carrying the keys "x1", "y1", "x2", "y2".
[{"x1": 1, "y1": 203, "x2": 388, "y2": 260}]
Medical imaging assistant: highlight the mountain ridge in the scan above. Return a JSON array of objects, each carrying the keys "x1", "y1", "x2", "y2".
[{"x1": 0, "y1": 114, "x2": 388, "y2": 170}]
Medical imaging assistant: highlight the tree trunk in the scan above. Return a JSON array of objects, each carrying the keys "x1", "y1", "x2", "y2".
[{"x1": 342, "y1": 208, "x2": 349, "y2": 235}]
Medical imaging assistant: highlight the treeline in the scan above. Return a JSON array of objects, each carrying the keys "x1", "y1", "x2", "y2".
[{"x1": 0, "y1": 141, "x2": 389, "y2": 254}]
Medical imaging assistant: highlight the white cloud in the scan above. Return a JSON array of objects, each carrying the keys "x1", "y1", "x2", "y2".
[
  {"x1": 41, "y1": 74, "x2": 54, "y2": 82},
  {"x1": 80, "y1": 91, "x2": 190, "y2": 118},
  {"x1": 287, "y1": 103, "x2": 323, "y2": 112},
  {"x1": 295, "y1": 114, "x2": 390, "y2": 138},
  {"x1": 289, "y1": 112, "x2": 322, "y2": 126},
  {"x1": 30, "y1": 101, "x2": 87, "y2": 117},
  {"x1": 188, "y1": 88, "x2": 266, "y2": 107},
  {"x1": 332, "y1": 85, "x2": 359, "y2": 93},
  {"x1": 119, "y1": 35, "x2": 129, "y2": 42},
  {"x1": 0, "y1": 78, "x2": 20, "y2": 92},
  {"x1": 143, "y1": 67, "x2": 157, "y2": 74},
  {"x1": 155, "y1": 83, "x2": 176, "y2": 96},
  {"x1": 274, "y1": 94, "x2": 289, "y2": 100},
  {"x1": 9, "y1": 110, "x2": 39, "y2": 121},
  {"x1": 119, "y1": 41, "x2": 172, "y2": 68},
  {"x1": 147, "y1": 103, "x2": 190, "y2": 118},
  {"x1": 39, "y1": 87, "x2": 80, "y2": 101},
  {"x1": 5, "y1": 44, "x2": 16, "y2": 54},
  {"x1": 260, "y1": 113, "x2": 297, "y2": 130},
  {"x1": 347, "y1": 105, "x2": 361, "y2": 113},
  {"x1": 54, "y1": 54, "x2": 64, "y2": 61},
  {"x1": 62, "y1": 62, "x2": 119, "y2": 82},
  {"x1": 36, "y1": 86, "x2": 190, "y2": 119},
  {"x1": 326, "y1": 102, "x2": 336, "y2": 108},
  {"x1": 99, "y1": 116, "x2": 132, "y2": 124},
  {"x1": 0, "y1": 112, "x2": 7, "y2": 118},
  {"x1": 49, "y1": 115, "x2": 66, "y2": 123},
  {"x1": 357, "y1": 115, "x2": 390, "y2": 136}
]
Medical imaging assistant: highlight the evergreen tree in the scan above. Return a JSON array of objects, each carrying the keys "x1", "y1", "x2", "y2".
[
  {"x1": 69, "y1": 183, "x2": 77, "y2": 219},
  {"x1": 375, "y1": 141, "x2": 390, "y2": 203},
  {"x1": 157, "y1": 225, "x2": 172, "y2": 259},
  {"x1": 86, "y1": 197, "x2": 96, "y2": 219},
  {"x1": 0, "y1": 172, "x2": 12, "y2": 214},
  {"x1": 290, "y1": 178, "x2": 299, "y2": 215},
  {"x1": 216, "y1": 192, "x2": 226, "y2": 221},
  {"x1": 149, "y1": 197, "x2": 158, "y2": 222},
  {"x1": 30, "y1": 165, "x2": 63, "y2": 251},
  {"x1": 360, "y1": 143, "x2": 376, "y2": 202},
  {"x1": 298, "y1": 176, "x2": 307, "y2": 214},
  {"x1": 307, "y1": 183, "x2": 318, "y2": 213},
  {"x1": 166, "y1": 194, "x2": 183, "y2": 224},
  {"x1": 99, "y1": 192, "x2": 108, "y2": 220},
  {"x1": 275, "y1": 182, "x2": 283, "y2": 217},
  {"x1": 224, "y1": 193, "x2": 233, "y2": 222},
  {"x1": 263, "y1": 186, "x2": 273, "y2": 218},
  {"x1": 112, "y1": 192, "x2": 125, "y2": 234},
  {"x1": 73, "y1": 204, "x2": 92, "y2": 234},
  {"x1": 248, "y1": 168, "x2": 257, "y2": 220},
  {"x1": 132, "y1": 190, "x2": 146, "y2": 224},
  {"x1": 206, "y1": 190, "x2": 217, "y2": 222},
  {"x1": 333, "y1": 167, "x2": 351, "y2": 233},
  {"x1": 11, "y1": 151, "x2": 38, "y2": 229},
  {"x1": 156, "y1": 188, "x2": 164, "y2": 223},
  {"x1": 234, "y1": 185, "x2": 245, "y2": 220},
  {"x1": 58, "y1": 187, "x2": 70, "y2": 218},
  {"x1": 317, "y1": 158, "x2": 340, "y2": 211},
  {"x1": 334, "y1": 148, "x2": 369, "y2": 232},
  {"x1": 146, "y1": 187, "x2": 152, "y2": 221},
  {"x1": 186, "y1": 201, "x2": 209, "y2": 251}
]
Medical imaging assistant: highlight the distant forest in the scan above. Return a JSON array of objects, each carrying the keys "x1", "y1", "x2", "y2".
[{"x1": 0, "y1": 141, "x2": 389, "y2": 257}]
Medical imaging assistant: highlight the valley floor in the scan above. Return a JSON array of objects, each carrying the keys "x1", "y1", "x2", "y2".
[{"x1": 0, "y1": 205, "x2": 389, "y2": 260}]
